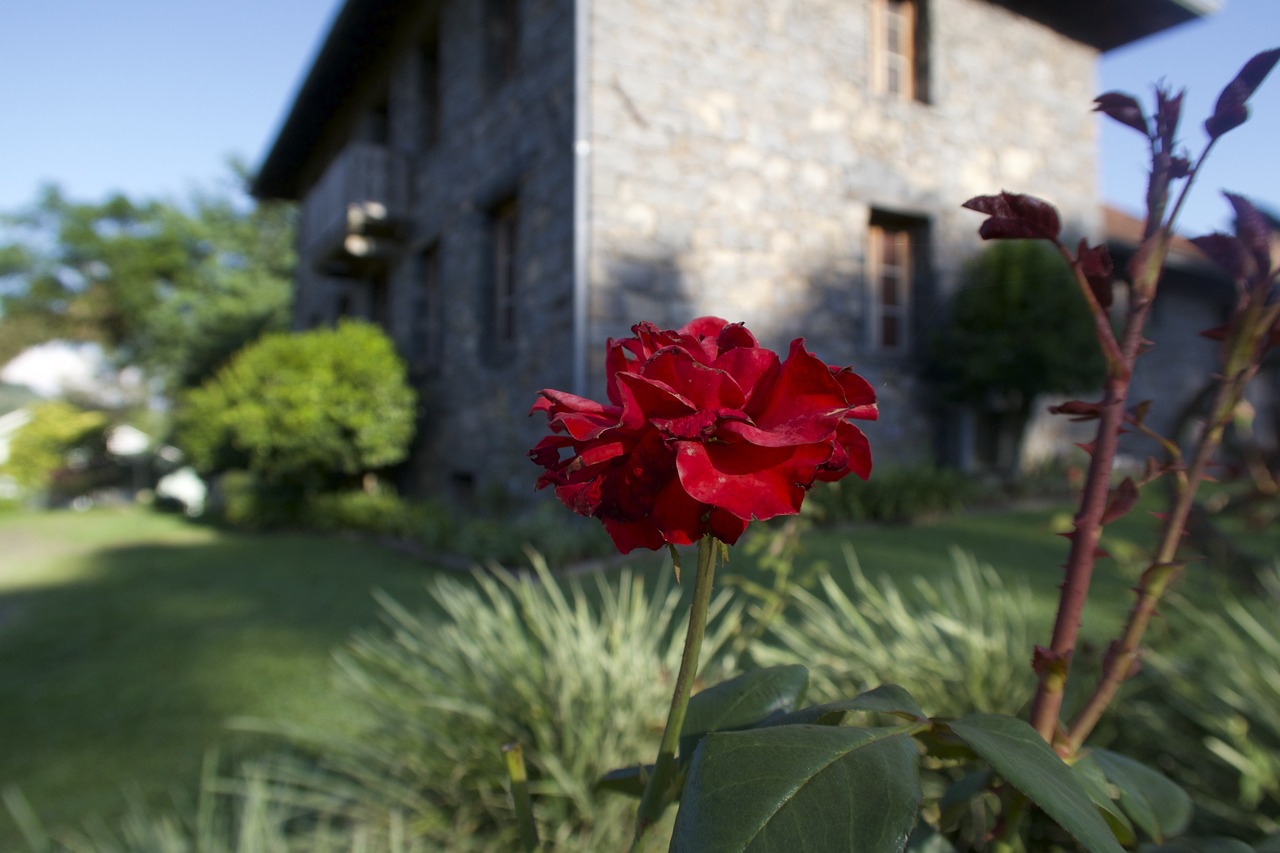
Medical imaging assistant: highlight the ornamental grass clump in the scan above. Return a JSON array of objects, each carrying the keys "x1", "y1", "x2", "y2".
[
  {"x1": 236, "y1": 556, "x2": 742, "y2": 852},
  {"x1": 750, "y1": 548, "x2": 1036, "y2": 718}
]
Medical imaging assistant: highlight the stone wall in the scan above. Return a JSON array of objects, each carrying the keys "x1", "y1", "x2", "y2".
[
  {"x1": 293, "y1": 0, "x2": 577, "y2": 500},
  {"x1": 286, "y1": 0, "x2": 1108, "y2": 501},
  {"x1": 586, "y1": 0, "x2": 1100, "y2": 464}
]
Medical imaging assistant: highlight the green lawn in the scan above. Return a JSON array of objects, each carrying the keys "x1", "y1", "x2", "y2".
[
  {"x1": 0, "y1": 507, "x2": 441, "y2": 847},
  {"x1": 0, "y1": 495, "x2": 1272, "y2": 847}
]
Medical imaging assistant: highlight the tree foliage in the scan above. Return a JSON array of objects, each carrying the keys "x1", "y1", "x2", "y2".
[
  {"x1": 0, "y1": 165, "x2": 295, "y2": 394},
  {"x1": 2, "y1": 401, "x2": 109, "y2": 492},
  {"x1": 175, "y1": 320, "x2": 417, "y2": 488},
  {"x1": 931, "y1": 240, "x2": 1104, "y2": 410}
]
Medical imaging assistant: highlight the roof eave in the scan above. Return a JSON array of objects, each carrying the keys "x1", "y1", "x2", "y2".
[
  {"x1": 252, "y1": 0, "x2": 418, "y2": 200},
  {"x1": 985, "y1": 0, "x2": 1216, "y2": 53}
]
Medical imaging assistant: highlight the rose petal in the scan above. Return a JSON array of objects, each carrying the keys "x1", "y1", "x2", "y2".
[{"x1": 676, "y1": 440, "x2": 831, "y2": 521}]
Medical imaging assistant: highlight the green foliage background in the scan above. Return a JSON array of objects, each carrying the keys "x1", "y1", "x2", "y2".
[
  {"x1": 0, "y1": 166, "x2": 294, "y2": 396},
  {"x1": 1, "y1": 401, "x2": 108, "y2": 492},
  {"x1": 931, "y1": 240, "x2": 1104, "y2": 409}
]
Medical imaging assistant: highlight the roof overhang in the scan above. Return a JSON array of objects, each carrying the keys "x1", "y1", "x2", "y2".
[
  {"x1": 987, "y1": 0, "x2": 1217, "y2": 53},
  {"x1": 253, "y1": 0, "x2": 424, "y2": 200}
]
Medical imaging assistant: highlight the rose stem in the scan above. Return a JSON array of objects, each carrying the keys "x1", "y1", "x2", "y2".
[
  {"x1": 632, "y1": 534, "x2": 719, "y2": 850},
  {"x1": 1066, "y1": 301, "x2": 1276, "y2": 752}
]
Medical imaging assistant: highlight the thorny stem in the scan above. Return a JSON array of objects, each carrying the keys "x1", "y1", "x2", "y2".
[
  {"x1": 1066, "y1": 303, "x2": 1277, "y2": 751},
  {"x1": 1027, "y1": 130, "x2": 1227, "y2": 749},
  {"x1": 632, "y1": 535, "x2": 721, "y2": 850},
  {"x1": 1027, "y1": 251, "x2": 1163, "y2": 745},
  {"x1": 1026, "y1": 374, "x2": 1128, "y2": 743}
]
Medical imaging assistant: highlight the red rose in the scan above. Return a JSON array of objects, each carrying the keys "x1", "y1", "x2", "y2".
[{"x1": 530, "y1": 317, "x2": 877, "y2": 553}]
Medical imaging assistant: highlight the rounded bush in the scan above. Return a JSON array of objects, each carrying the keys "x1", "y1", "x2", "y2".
[{"x1": 176, "y1": 320, "x2": 416, "y2": 488}]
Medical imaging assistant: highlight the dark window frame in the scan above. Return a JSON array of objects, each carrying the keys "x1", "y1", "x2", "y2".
[
  {"x1": 871, "y1": 0, "x2": 930, "y2": 104},
  {"x1": 867, "y1": 210, "x2": 930, "y2": 355},
  {"x1": 484, "y1": 0, "x2": 520, "y2": 92},
  {"x1": 482, "y1": 195, "x2": 520, "y2": 364},
  {"x1": 418, "y1": 35, "x2": 441, "y2": 149},
  {"x1": 410, "y1": 242, "x2": 443, "y2": 376}
]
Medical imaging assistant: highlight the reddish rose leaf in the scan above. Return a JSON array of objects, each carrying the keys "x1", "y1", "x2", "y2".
[
  {"x1": 1199, "y1": 321, "x2": 1229, "y2": 342},
  {"x1": 1032, "y1": 646, "x2": 1071, "y2": 678},
  {"x1": 1154, "y1": 86, "x2": 1184, "y2": 151},
  {"x1": 1205, "y1": 104, "x2": 1248, "y2": 139},
  {"x1": 1190, "y1": 232, "x2": 1254, "y2": 282},
  {"x1": 1206, "y1": 48, "x2": 1280, "y2": 139},
  {"x1": 1207, "y1": 318, "x2": 1280, "y2": 352},
  {"x1": 1101, "y1": 478, "x2": 1140, "y2": 525},
  {"x1": 1224, "y1": 192, "x2": 1274, "y2": 277},
  {"x1": 1093, "y1": 92, "x2": 1149, "y2": 135},
  {"x1": 961, "y1": 194, "x2": 1013, "y2": 217},
  {"x1": 1050, "y1": 399, "x2": 1105, "y2": 422},
  {"x1": 963, "y1": 192, "x2": 1061, "y2": 241},
  {"x1": 1077, "y1": 239, "x2": 1115, "y2": 309}
]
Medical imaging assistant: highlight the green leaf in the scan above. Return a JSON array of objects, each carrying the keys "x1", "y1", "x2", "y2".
[
  {"x1": 907, "y1": 820, "x2": 960, "y2": 852},
  {"x1": 1139, "y1": 839, "x2": 1257, "y2": 853},
  {"x1": 594, "y1": 764, "x2": 650, "y2": 798},
  {"x1": 1256, "y1": 834, "x2": 1280, "y2": 853},
  {"x1": 938, "y1": 768, "x2": 993, "y2": 828},
  {"x1": 672, "y1": 725, "x2": 921, "y2": 852},
  {"x1": 679, "y1": 665, "x2": 809, "y2": 758},
  {"x1": 761, "y1": 684, "x2": 928, "y2": 728},
  {"x1": 1090, "y1": 748, "x2": 1192, "y2": 841},
  {"x1": 1072, "y1": 754, "x2": 1137, "y2": 847},
  {"x1": 947, "y1": 714, "x2": 1124, "y2": 853}
]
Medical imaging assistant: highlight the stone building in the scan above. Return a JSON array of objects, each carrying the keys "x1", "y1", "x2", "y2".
[{"x1": 253, "y1": 0, "x2": 1208, "y2": 501}]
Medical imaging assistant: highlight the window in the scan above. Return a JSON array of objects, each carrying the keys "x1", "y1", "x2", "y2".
[
  {"x1": 418, "y1": 37, "x2": 441, "y2": 149},
  {"x1": 410, "y1": 244, "x2": 442, "y2": 374},
  {"x1": 871, "y1": 0, "x2": 928, "y2": 102},
  {"x1": 368, "y1": 269, "x2": 390, "y2": 327},
  {"x1": 484, "y1": 0, "x2": 520, "y2": 90},
  {"x1": 365, "y1": 91, "x2": 391, "y2": 144},
  {"x1": 868, "y1": 214, "x2": 926, "y2": 352},
  {"x1": 488, "y1": 197, "x2": 520, "y2": 351}
]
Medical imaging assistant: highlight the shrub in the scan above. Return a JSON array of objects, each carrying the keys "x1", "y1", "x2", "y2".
[
  {"x1": 176, "y1": 321, "x2": 416, "y2": 490},
  {"x1": 929, "y1": 240, "x2": 1104, "y2": 475},
  {"x1": 236, "y1": 557, "x2": 744, "y2": 852},
  {"x1": 1, "y1": 401, "x2": 109, "y2": 497},
  {"x1": 446, "y1": 500, "x2": 615, "y2": 567},
  {"x1": 807, "y1": 464, "x2": 983, "y2": 524},
  {"x1": 749, "y1": 547, "x2": 1036, "y2": 717},
  {"x1": 302, "y1": 489, "x2": 427, "y2": 539}
]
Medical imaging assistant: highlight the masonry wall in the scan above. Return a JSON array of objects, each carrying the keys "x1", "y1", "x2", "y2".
[
  {"x1": 293, "y1": 0, "x2": 577, "y2": 500},
  {"x1": 586, "y1": 0, "x2": 1101, "y2": 464}
]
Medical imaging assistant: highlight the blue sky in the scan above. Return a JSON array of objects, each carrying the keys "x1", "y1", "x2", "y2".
[{"x1": 0, "y1": 0, "x2": 1276, "y2": 237}]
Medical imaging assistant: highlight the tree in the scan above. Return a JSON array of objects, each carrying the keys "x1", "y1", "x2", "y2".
[
  {"x1": 930, "y1": 240, "x2": 1104, "y2": 474},
  {"x1": 0, "y1": 163, "x2": 295, "y2": 395},
  {"x1": 175, "y1": 320, "x2": 417, "y2": 490}
]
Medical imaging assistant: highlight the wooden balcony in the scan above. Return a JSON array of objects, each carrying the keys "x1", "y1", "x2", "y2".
[{"x1": 299, "y1": 142, "x2": 409, "y2": 275}]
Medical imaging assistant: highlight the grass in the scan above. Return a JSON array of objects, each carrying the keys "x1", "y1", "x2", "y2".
[
  {"x1": 0, "y1": 507, "x2": 441, "y2": 848},
  {"x1": 1, "y1": 486, "x2": 1273, "y2": 848}
]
